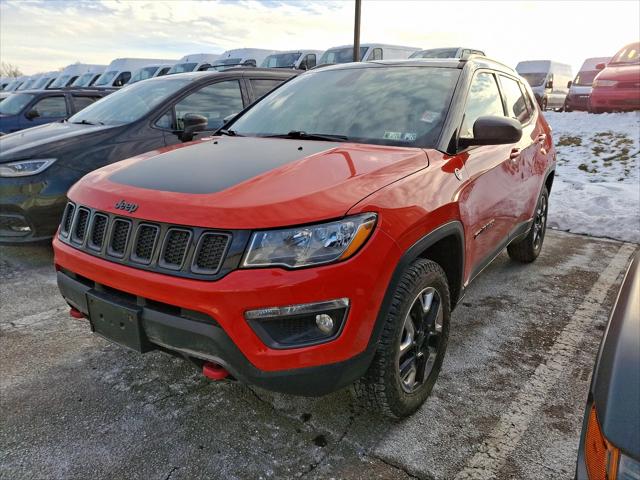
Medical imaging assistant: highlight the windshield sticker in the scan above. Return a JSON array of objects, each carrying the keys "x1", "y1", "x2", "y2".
[
  {"x1": 383, "y1": 131, "x2": 403, "y2": 140},
  {"x1": 403, "y1": 132, "x2": 417, "y2": 142}
]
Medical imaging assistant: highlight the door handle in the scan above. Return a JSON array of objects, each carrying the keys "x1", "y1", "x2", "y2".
[{"x1": 509, "y1": 148, "x2": 521, "y2": 160}]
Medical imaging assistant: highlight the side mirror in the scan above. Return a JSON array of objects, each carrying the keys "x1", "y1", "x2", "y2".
[
  {"x1": 298, "y1": 58, "x2": 308, "y2": 70},
  {"x1": 545, "y1": 78, "x2": 553, "y2": 89},
  {"x1": 25, "y1": 110, "x2": 40, "y2": 120},
  {"x1": 596, "y1": 63, "x2": 606, "y2": 70},
  {"x1": 567, "y1": 80, "x2": 572, "y2": 88},
  {"x1": 459, "y1": 116, "x2": 522, "y2": 148},
  {"x1": 180, "y1": 113, "x2": 208, "y2": 142}
]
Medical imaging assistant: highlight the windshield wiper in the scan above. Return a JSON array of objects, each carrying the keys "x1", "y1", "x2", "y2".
[
  {"x1": 71, "y1": 119, "x2": 104, "y2": 126},
  {"x1": 262, "y1": 131, "x2": 349, "y2": 142},
  {"x1": 218, "y1": 129, "x2": 243, "y2": 137}
]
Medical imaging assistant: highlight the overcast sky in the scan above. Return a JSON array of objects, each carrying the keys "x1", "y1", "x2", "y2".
[{"x1": 1, "y1": 0, "x2": 639, "y2": 75}]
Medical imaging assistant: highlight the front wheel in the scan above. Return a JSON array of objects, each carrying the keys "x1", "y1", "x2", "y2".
[
  {"x1": 352, "y1": 259, "x2": 450, "y2": 418},
  {"x1": 507, "y1": 186, "x2": 549, "y2": 263}
]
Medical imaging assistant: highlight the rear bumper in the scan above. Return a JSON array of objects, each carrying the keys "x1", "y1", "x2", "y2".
[
  {"x1": 590, "y1": 88, "x2": 640, "y2": 110},
  {"x1": 53, "y1": 227, "x2": 400, "y2": 386},
  {"x1": 57, "y1": 269, "x2": 374, "y2": 395}
]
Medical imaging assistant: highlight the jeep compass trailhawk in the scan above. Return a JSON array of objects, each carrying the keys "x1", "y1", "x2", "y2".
[{"x1": 54, "y1": 58, "x2": 555, "y2": 417}]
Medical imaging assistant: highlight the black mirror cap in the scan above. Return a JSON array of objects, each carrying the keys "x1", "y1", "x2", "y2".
[
  {"x1": 181, "y1": 113, "x2": 208, "y2": 142},
  {"x1": 465, "y1": 115, "x2": 523, "y2": 147},
  {"x1": 25, "y1": 110, "x2": 40, "y2": 120}
]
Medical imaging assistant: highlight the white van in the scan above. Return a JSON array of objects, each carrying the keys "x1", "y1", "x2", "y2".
[
  {"x1": 2, "y1": 76, "x2": 28, "y2": 92},
  {"x1": 166, "y1": 54, "x2": 222, "y2": 75},
  {"x1": 318, "y1": 43, "x2": 420, "y2": 65},
  {"x1": 15, "y1": 74, "x2": 40, "y2": 91},
  {"x1": 126, "y1": 62, "x2": 177, "y2": 85},
  {"x1": 261, "y1": 50, "x2": 323, "y2": 70},
  {"x1": 94, "y1": 58, "x2": 176, "y2": 88},
  {"x1": 410, "y1": 47, "x2": 485, "y2": 59},
  {"x1": 515, "y1": 60, "x2": 573, "y2": 110},
  {"x1": 70, "y1": 66, "x2": 106, "y2": 88},
  {"x1": 27, "y1": 71, "x2": 60, "y2": 90},
  {"x1": 565, "y1": 56, "x2": 611, "y2": 111},
  {"x1": 207, "y1": 49, "x2": 280, "y2": 70},
  {"x1": 48, "y1": 64, "x2": 106, "y2": 89}
]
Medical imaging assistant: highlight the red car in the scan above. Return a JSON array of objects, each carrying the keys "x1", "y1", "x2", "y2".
[
  {"x1": 53, "y1": 58, "x2": 555, "y2": 417},
  {"x1": 590, "y1": 42, "x2": 640, "y2": 113}
]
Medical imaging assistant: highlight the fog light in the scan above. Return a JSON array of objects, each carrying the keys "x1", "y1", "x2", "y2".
[
  {"x1": 11, "y1": 225, "x2": 31, "y2": 232},
  {"x1": 315, "y1": 314, "x2": 334, "y2": 333}
]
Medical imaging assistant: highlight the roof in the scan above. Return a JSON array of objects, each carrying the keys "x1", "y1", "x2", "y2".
[{"x1": 324, "y1": 43, "x2": 419, "y2": 50}]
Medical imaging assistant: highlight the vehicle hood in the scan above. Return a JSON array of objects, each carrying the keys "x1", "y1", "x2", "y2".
[
  {"x1": 0, "y1": 121, "x2": 117, "y2": 162},
  {"x1": 592, "y1": 253, "x2": 640, "y2": 459},
  {"x1": 596, "y1": 64, "x2": 640, "y2": 82},
  {"x1": 68, "y1": 136, "x2": 429, "y2": 229}
]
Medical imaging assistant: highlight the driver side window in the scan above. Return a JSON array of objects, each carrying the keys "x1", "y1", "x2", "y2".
[
  {"x1": 460, "y1": 72, "x2": 505, "y2": 139},
  {"x1": 170, "y1": 80, "x2": 245, "y2": 131}
]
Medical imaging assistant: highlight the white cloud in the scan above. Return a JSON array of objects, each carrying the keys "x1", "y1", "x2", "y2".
[{"x1": 1, "y1": 0, "x2": 638, "y2": 75}]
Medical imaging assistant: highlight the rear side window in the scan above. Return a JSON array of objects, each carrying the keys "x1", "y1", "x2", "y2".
[
  {"x1": 460, "y1": 72, "x2": 504, "y2": 138},
  {"x1": 32, "y1": 96, "x2": 67, "y2": 117},
  {"x1": 174, "y1": 80, "x2": 244, "y2": 130},
  {"x1": 499, "y1": 75, "x2": 531, "y2": 124},
  {"x1": 250, "y1": 79, "x2": 284, "y2": 100},
  {"x1": 72, "y1": 96, "x2": 99, "y2": 112}
]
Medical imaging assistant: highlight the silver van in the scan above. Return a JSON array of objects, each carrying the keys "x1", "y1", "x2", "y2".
[
  {"x1": 564, "y1": 57, "x2": 611, "y2": 111},
  {"x1": 410, "y1": 47, "x2": 485, "y2": 59},
  {"x1": 318, "y1": 43, "x2": 419, "y2": 65},
  {"x1": 515, "y1": 60, "x2": 573, "y2": 110}
]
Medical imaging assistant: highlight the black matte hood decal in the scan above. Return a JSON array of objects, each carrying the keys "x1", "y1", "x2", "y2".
[{"x1": 108, "y1": 137, "x2": 340, "y2": 194}]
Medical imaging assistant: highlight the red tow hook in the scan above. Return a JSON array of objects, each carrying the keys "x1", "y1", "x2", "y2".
[
  {"x1": 202, "y1": 362, "x2": 229, "y2": 381},
  {"x1": 69, "y1": 307, "x2": 85, "y2": 319}
]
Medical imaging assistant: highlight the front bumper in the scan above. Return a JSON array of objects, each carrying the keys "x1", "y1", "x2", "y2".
[
  {"x1": 53, "y1": 227, "x2": 401, "y2": 391},
  {"x1": 565, "y1": 93, "x2": 590, "y2": 111},
  {"x1": 590, "y1": 88, "x2": 640, "y2": 111}
]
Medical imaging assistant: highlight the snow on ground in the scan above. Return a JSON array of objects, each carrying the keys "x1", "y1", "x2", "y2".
[{"x1": 545, "y1": 111, "x2": 640, "y2": 243}]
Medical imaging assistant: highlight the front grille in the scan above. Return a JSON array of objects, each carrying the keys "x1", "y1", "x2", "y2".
[
  {"x1": 58, "y1": 201, "x2": 235, "y2": 280},
  {"x1": 89, "y1": 214, "x2": 108, "y2": 250},
  {"x1": 161, "y1": 229, "x2": 191, "y2": 269},
  {"x1": 193, "y1": 232, "x2": 230, "y2": 274},
  {"x1": 132, "y1": 224, "x2": 158, "y2": 264},
  {"x1": 61, "y1": 203, "x2": 75, "y2": 236},
  {"x1": 108, "y1": 219, "x2": 131, "y2": 257},
  {"x1": 71, "y1": 208, "x2": 90, "y2": 244}
]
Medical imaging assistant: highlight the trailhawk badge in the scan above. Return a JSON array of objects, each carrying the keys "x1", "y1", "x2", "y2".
[{"x1": 114, "y1": 200, "x2": 138, "y2": 213}]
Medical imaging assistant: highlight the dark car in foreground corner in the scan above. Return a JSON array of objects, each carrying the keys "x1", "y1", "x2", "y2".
[
  {"x1": 53, "y1": 57, "x2": 555, "y2": 417},
  {"x1": 0, "y1": 89, "x2": 108, "y2": 135},
  {"x1": 576, "y1": 252, "x2": 639, "y2": 480},
  {"x1": 0, "y1": 69, "x2": 297, "y2": 243}
]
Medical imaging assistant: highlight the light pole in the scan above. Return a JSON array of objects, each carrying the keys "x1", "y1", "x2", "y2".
[{"x1": 353, "y1": 0, "x2": 361, "y2": 62}]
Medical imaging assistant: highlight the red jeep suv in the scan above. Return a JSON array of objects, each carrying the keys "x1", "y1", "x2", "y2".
[{"x1": 53, "y1": 58, "x2": 555, "y2": 417}]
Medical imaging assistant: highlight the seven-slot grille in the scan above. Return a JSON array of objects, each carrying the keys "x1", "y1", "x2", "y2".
[{"x1": 59, "y1": 202, "x2": 231, "y2": 278}]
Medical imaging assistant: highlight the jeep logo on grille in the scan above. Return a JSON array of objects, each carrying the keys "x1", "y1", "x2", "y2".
[{"x1": 115, "y1": 200, "x2": 138, "y2": 213}]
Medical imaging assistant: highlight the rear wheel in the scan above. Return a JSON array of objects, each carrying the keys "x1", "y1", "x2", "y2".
[
  {"x1": 352, "y1": 259, "x2": 450, "y2": 418},
  {"x1": 507, "y1": 186, "x2": 548, "y2": 263}
]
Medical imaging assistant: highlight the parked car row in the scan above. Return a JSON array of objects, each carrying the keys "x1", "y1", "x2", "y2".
[{"x1": 516, "y1": 41, "x2": 639, "y2": 113}]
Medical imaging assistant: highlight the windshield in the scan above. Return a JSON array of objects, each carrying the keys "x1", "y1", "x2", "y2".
[
  {"x1": 129, "y1": 66, "x2": 159, "y2": 84},
  {"x1": 17, "y1": 79, "x2": 35, "y2": 91},
  {"x1": 410, "y1": 48, "x2": 459, "y2": 59},
  {"x1": 72, "y1": 73, "x2": 95, "y2": 87},
  {"x1": 94, "y1": 71, "x2": 118, "y2": 86},
  {"x1": 31, "y1": 76, "x2": 52, "y2": 89},
  {"x1": 69, "y1": 77, "x2": 192, "y2": 126},
  {"x1": 573, "y1": 70, "x2": 600, "y2": 86},
  {"x1": 50, "y1": 74, "x2": 72, "y2": 89},
  {"x1": 610, "y1": 42, "x2": 640, "y2": 64},
  {"x1": 319, "y1": 47, "x2": 368, "y2": 64},
  {"x1": 520, "y1": 73, "x2": 547, "y2": 87},
  {"x1": 167, "y1": 62, "x2": 197, "y2": 74},
  {"x1": 0, "y1": 93, "x2": 34, "y2": 115},
  {"x1": 4, "y1": 80, "x2": 22, "y2": 91},
  {"x1": 231, "y1": 66, "x2": 459, "y2": 148},
  {"x1": 261, "y1": 53, "x2": 301, "y2": 68}
]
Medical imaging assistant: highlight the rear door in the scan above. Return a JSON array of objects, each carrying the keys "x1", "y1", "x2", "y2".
[{"x1": 456, "y1": 70, "x2": 520, "y2": 281}]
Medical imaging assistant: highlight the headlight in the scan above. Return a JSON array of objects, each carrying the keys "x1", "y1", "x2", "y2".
[
  {"x1": 619, "y1": 454, "x2": 640, "y2": 480},
  {"x1": 594, "y1": 79, "x2": 617, "y2": 87},
  {"x1": 242, "y1": 213, "x2": 377, "y2": 268},
  {"x1": 0, "y1": 158, "x2": 56, "y2": 177}
]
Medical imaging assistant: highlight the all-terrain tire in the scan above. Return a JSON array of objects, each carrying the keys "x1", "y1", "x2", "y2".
[
  {"x1": 351, "y1": 259, "x2": 451, "y2": 418},
  {"x1": 507, "y1": 186, "x2": 549, "y2": 263}
]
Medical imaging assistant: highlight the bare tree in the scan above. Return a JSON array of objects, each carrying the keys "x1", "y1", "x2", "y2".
[{"x1": 0, "y1": 62, "x2": 23, "y2": 77}]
